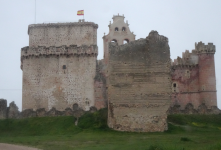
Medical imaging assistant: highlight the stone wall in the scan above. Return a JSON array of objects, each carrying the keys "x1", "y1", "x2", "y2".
[
  {"x1": 0, "y1": 99, "x2": 95, "y2": 119},
  {"x1": 107, "y1": 31, "x2": 171, "y2": 132},
  {"x1": 0, "y1": 99, "x2": 7, "y2": 119},
  {"x1": 28, "y1": 21, "x2": 98, "y2": 47},
  {"x1": 168, "y1": 103, "x2": 220, "y2": 114},
  {"x1": 94, "y1": 60, "x2": 107, "y2": 110},
  {"x1": 21, "y1": 45, "x2": 97, "y2": 111},
  {"x1": 171, "y1": 65, "x2": 200, "y2": 109}
]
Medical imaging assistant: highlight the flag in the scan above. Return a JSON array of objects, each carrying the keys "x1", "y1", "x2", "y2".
[{"x1": 77, "y1": 10, "x2": 84, "y2": 16}]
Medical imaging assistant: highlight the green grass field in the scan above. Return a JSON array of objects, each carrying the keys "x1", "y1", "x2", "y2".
[{"x1": 0, "y1": 109, "x2": 221, "y2": 150}]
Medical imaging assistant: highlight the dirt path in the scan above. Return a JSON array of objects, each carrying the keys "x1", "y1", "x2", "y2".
[{"x1": 0, "y1": 143, "x2": 41, "y2": 150}]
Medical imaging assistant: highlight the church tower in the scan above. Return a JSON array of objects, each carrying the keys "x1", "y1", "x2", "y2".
[{"x1": 102, "y1": 14, "x2": 136, "y2": 64}]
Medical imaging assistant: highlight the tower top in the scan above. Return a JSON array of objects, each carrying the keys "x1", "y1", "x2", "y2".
[{"x1": 195, "y1": 42, "x2": 216, "y2": 54}]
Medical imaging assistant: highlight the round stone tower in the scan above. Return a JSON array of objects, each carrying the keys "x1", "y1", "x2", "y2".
[{"x1": 196, "y1": 42, "x2": 217, "y2": 108}]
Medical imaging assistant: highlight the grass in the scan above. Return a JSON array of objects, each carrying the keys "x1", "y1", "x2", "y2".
[{"x1": 0, "y1": 109, "x2": 221, "y2": 150}]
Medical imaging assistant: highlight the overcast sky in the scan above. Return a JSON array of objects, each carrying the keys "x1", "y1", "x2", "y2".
[{"x1": 0, "y1": 0, "x2": 220, "y2": 110}]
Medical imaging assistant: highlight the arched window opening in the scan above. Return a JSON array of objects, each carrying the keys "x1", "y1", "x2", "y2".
[
  {"x1": 123, "y1": 39, "x2": 129, "y2": 44},
  {"x1": 122, "y1": 27, "x2": 126, "y2": 31},
  {"x1": 115, "y1": 27, "x2": 118, "y2": 31},
  {"x1": 111, "y1": 39, "x2": 117, "y2": 43},
  {"x1": 173, "y1": 83, "x2": 176, "y2": 87}
]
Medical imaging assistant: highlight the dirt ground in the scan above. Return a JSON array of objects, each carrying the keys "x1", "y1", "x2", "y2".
[{"x1": 0, "y1": 143, "x2": 41, "y2": 150}]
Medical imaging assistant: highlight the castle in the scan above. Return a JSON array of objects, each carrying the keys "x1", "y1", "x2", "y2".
[{"x1": 1, "y1": 14, "x2": 218, "y2": 132}]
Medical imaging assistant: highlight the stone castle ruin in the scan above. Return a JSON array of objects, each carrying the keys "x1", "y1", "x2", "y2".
[{"x1": 0, "y1": 14, "x2": 219, "y2": 132}]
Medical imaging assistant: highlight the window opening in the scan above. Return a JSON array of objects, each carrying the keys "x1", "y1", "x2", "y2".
[
  {"x1": 122, "y1": 27, "x2": 126, "y2": 31},
  {"x1": 115, "y1": 27, "x2": 118, "y2": 31},
  {"x1": 173, "y1": 83, "x2": 176, "y2": 87},
  {"x1": 123, "y1": 39, "x2": 129, "y2": 44},
  {"x1": 111, "y1": 39, "x2": 117, "y2": 43}
]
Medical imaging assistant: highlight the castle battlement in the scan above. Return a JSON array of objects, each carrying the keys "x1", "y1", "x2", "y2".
[
  {"x1": 21, "y1": 45, "x2": 98, "y2": 58},
  {"x1": 195, "y1": 42, "x2": 216, "y2": 54},
  {"x1": 172, "y1": 41, "x2": 216, "y2": 66}
]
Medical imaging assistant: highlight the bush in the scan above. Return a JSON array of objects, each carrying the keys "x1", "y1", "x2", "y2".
[{"x1": 78, "y1": 108, "x2": 108, "y2": 130}]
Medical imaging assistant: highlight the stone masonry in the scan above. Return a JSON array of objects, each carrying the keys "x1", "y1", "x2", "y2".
[
  {"x1": 107, "y1": 31, "x2": 171, "y2": 132},
  {"x1": 21, "y1": 20, "x2": 99, "y2": 111},
  {"x1": 10, "y1": 14, "x2": 218, "y2": 132}
]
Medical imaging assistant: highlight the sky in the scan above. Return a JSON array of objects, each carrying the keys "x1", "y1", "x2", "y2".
[{"x1": 0, "y1": 0, "x2": 220, "y2": 110}]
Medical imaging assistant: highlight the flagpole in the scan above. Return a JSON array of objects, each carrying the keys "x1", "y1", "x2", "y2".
[{"x1": 35, "y1": 0, "x2": 36, "y2": 23}]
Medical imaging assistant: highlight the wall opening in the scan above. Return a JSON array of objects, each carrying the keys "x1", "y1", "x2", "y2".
[
  {"x1": 111, "y1": 39, "x2": 117, "y2": 43},
  {"x1": 115, "y1": 27, "x2": 118, "y2": 31},
  {"x1": 172, "y1": 82, "x2": 178, "y2": 92},
  {"x1": 123, "y1": 39, "x2": 129, "y2": 44},
  {"x1": 122, "y1": 27, "x2": 126, "y2": 31}
]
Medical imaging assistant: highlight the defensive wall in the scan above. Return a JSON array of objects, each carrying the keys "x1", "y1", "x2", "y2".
[{"x1": 0, "y1": 99, "x2": 96, "y2": 119}]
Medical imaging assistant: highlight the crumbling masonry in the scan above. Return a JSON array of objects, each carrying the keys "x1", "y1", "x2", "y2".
[{"x1": 0, "y1": 14, "x2": 218, "y2": 132}]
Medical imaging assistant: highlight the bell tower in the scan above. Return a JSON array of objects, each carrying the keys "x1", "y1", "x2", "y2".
[{"x1": 102, "y1": 14, "x2": 136, "y2": 64}]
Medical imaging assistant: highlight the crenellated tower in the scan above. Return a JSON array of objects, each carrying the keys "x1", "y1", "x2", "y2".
[{"x1": 196, "y1": 42, "x2": 217, "y2": 108}]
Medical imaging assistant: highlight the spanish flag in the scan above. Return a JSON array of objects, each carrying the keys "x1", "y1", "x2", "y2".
[{"x1": 77, "y1": 10, "x2": 84, "y2": 16}]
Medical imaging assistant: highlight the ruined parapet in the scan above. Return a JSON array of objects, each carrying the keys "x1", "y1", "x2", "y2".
[
  {"x1": 171, "y1": 50, "x2": 198, "y2": 67},
  {"x1": 28, "y1": 21, "x2": 98, "y2": 47},
  {"x1": 107, "y1": 31, "x2": 171, "y2": 132},
  {"x1": 7, "y1": 101, "x2": 20, "y2": 119},
  {"x1": 0, "y1": 99, "x2": 7, "y2": 119}
]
